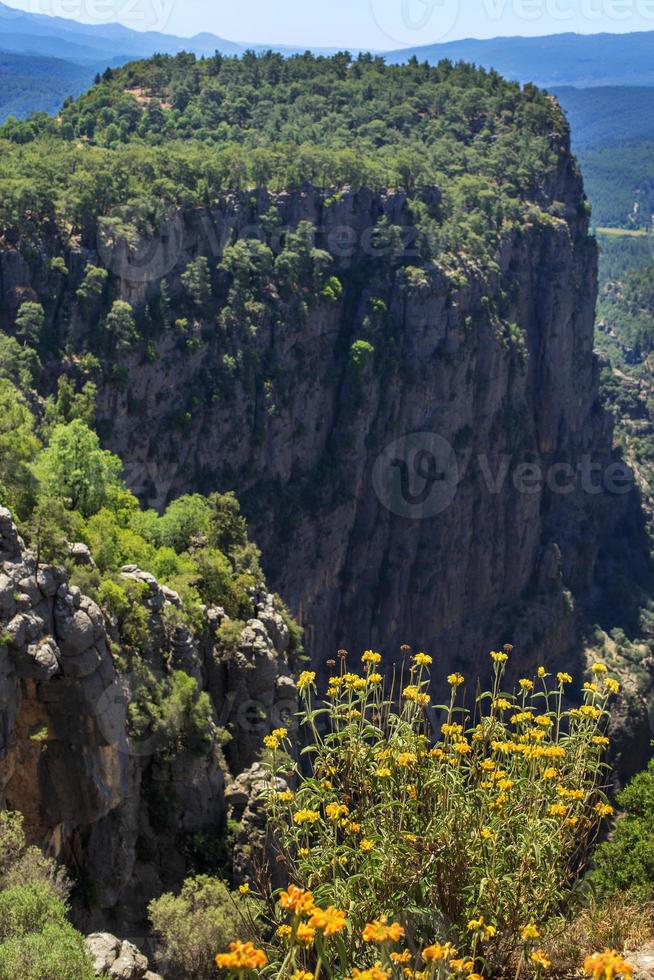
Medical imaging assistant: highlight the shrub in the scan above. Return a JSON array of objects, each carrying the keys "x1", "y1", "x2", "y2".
[
  {"x1": 149, "y1": 875, "x2": 249, "y2": 980},
  {"x1": 0, "y1": 922, "x2": 94, "y2": 980},
  {"x1": 0, "y1": 882, "x2": 67, "y2": 940},
  {"x1": 590, "y1": 757, "x2": 654, "y2": 902},
  {"x1": 232, "y1": 651, "x2": 620, "y2": 978}
]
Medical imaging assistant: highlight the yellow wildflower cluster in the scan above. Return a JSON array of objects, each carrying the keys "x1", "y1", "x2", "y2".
[{"x1": 251, "y1": 646, "x2": 621, "y2": 979}]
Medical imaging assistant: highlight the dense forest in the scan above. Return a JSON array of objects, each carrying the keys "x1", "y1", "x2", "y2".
[{"x1": 0, "y1": 52, "x2": 571, "y2": 268}]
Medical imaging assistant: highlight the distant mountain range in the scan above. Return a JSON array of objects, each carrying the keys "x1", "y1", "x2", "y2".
[
  {"x1": 384, "y1": 31, "x2": 654, "y2": 87},
  {"x1": 2, "y1": 0, "x2": 654, "y2": 127}
]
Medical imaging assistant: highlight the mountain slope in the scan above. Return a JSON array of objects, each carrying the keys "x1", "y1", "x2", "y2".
[
  {"x1": 385, "y1": 31, "x2": 654, "y2": 87},
  {"x1": 552, "y1": 86, "x2": 654, "y2": 149},
  {"x1": 0, "y1": 51, "x2": 97, "y2": 119}
]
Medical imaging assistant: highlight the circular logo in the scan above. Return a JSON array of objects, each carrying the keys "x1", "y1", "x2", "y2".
[
  {"x1": 369, "y1": 0, "x2": 461, "y2": 47},
  {"x1": 97, "y1": 204, "x2": 184, "y2": 284},
  {"x1": 372, "y1": 431, "x2": 460, "y2": 519}
]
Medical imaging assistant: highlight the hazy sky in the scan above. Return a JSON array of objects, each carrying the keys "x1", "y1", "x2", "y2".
[{"x1": 7, "y1": 0, "x2": 654, "y2": 47}]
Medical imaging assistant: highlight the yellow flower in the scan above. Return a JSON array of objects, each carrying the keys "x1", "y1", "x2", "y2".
[
  {"x1": 298, "y1": 671, "x2": 316, "y2": 691},
  {"x1": 493, "y1": 698, "x2": 512, "y2": 711},
  {"x1": 584, "y1": 682, "x2": 599, "y2": 693},
  {"x1": 593, "y1": 736, "x2": 610, "y2": 747},
  {"x1": 362, "y1": 650, "x2": 382, "y2": 664},
  {"x1": 448, "y1": 672, "x2": 465, "y2": 686},
  {"x1": 368, "y1": 673, "x2": 383, "y2": 684},
  {"x1": 595, "y1": 803, "x2": 615, "y2": 818},
  {"x1": 490, "y1": 650, "x2": 509, "y2": 664},
  {"x1": 534, "y1": 715, "x2": 553, "y2": 727},
  {"x1": 298, "y1": 847, "x2": 310, "y2": 858},
  {"x1": 272, "y1": 727, "x2": 288, "y2": 739},
  {"x1": 308, "y1": 905, "x2": 348, "y2": 936},
  {"x1": 403, "y1": 685, "x2": 430, "y2": 706},
  {"x1": 542, "y1": 767, "x2": 558, "y2": 779},
  {"x1": 360, "y1": 839, "x2": 375, "y2": 852},
  {"x1": 294, "y1": 809, "x2": 320, "y2": 826},
  {"x1": 467, "y1": 916, "x2": 496, "y2": 938},
  {"x1": 398, "y1": 752, "x2": 418, "y2": 767},
  {"x1": 279, "y1": 884, "x2": 315, "y2": 915},
  {"x1": 264, "y1": 734, "x2": 280, "y2": 749},
  {"x1": 519, "y1": 678, "x2": 534, "y2": 691},
  {"x1": 278, "y1": 790, "x2": 294, "y2": 802},
  {"x1": 391, "y1": 950, "x2": 412, "y2": 964},
  {"x1": 549, "y1": 803, "x2": 568, "y2": 816},
  {"x1": 511, "y1": 711, "x2": 534, "y2": 725},
  {"x1": 403, "y1": 833, "x2": 418, "y2": 843},
  {"x1": 325, "y1": 802, "x2": 349, "y2": 821},
  {"x1": 557, "y1": 672, "x2": 572, "y2": 685},
  {"x1": 454, "y1": 741, "x2": 471, "y2": 755},
  {"x1": 292, "y1": 972, "x2": 314, "y2": 980},
  {"x1": 238, "y1": 883, "x2": 250, "y2": 895},
  {"x1": 374, "y1": 767, "x2": 392, "y2": 779},
  {"x1": 276, "y1": 924, "x2": 292, "y2": 938},
  {"x1": 605, "y1": 678, "x2": 620, "y2": 695},
  {"x1": 583, "y1": 950, "x2": 633, "y2": 979},
  {"x1": 480, "y1": 759, "x2": 496, "y2": 771},
  {"x1": 215, "y1": 941, "x2": 268, "y2": 971},
  {"x1": 451, "y1": 959, "x2": 474, "y2": 974},
  {"x1": 538, "y1": 666, "x2": 546, "y2": 677},
  {"x1": 521, "y1": 923, "x2": 540, "y2": 941},
  {"x1": 591, "y1": 663, "x2": 608, "y2": 675},
  {"x1": 481, "y1": 827, "x2": 495, "y2": 840},
  {"x1": 442, "y1": 722, "x2": 464, "y2": 738},
  {"x1": 423, "y1": 943, "x2": 456, "y2": 962},
  {"x1": 296, "y1": 922, "x2": 316, "y2": 947},
  {"x1": 531, "y1": 950, "x2": 551, "y2": 970},
  {"x1": 348, "y1": 968, "x2": 389, "y2": 980},
  {"x1": 362, "y1": 916, "x2": 405, "y2": 944},
  {"x1": 414, "y1": 652, "x2": 432, "y2": 666}
]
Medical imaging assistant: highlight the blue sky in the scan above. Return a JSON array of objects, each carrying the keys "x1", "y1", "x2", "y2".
[{"x1": 8, "y1": 0, "x2": 654, "y2": 47}]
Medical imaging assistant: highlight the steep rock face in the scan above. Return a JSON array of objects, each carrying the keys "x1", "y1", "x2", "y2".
[
  {"x1": 0, "y1": 508, "x2": 297, "y2": 928},
  {"x1": 84, "y1": 138, "x2": 617, "y2": 676},
  {"x1": 0, "y1": 118, "x2": 633, "y2": 685}
]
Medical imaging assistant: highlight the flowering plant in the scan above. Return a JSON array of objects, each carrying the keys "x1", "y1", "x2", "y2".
[{"x1": 216, "y1": 648, "x2": 625, "y2": 978}]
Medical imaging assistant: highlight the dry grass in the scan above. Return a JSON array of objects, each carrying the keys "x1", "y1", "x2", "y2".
[{"x1": 543, "y1": 896, "x2": 654, "y2": 973}]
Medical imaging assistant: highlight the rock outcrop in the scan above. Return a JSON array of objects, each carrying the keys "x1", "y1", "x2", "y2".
[
  {"x1": 84, "y1": 135, "x2": 624, "y2": 682},
  {"x1": 0, "y1": 508, "x2": 297, "y2": 930}
]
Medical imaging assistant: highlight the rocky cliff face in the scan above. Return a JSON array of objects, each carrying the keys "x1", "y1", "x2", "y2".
[
  {"x1": 87, "y1": 135, "x2": 617, "y2": 679},
  {"x1": 0, "y1": 117, "x2": 640, "y2": 689},
  {"x1": 0, "y1": 508, "x2": 297, "y2": 930}
]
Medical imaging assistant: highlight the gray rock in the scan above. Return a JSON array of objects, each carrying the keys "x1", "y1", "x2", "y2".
[
  {"x1": 69, "y1": 542, "x2": 96, "y2": 568},
  {"x1": 85, "y1": 932, "x2": 121, "y2": 974}
]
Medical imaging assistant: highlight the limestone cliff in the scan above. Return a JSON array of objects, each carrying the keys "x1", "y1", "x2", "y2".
[
  {"x1": 0, "y1": 508, "x2": 297, "y2": 929},
  {"x1": 0, "y1": 102, "x2": 645, "y2": 717}
]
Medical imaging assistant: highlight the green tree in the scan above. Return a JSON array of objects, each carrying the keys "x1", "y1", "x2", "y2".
[
  {"x1": 105, "y1": 300, "x2": 137, "y2": 350},
  {"x1": 159, "y1": 494, "x2": 211, "y2": 552},
  {"x1": 33, "y1": 419, "x2": 122, "y2": 517},
  {"x1": 0, "y1": 379, "x2": 40, "y2": 516},
  {"x1": 591, "y1": 758, "x2": 654, "y2": 902},
  {"x1": 15, "y1": 302, "x2": 44, "y2": 346}
]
